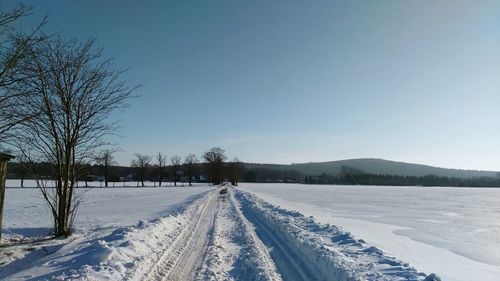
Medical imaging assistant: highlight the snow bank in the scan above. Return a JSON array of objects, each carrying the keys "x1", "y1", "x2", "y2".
[
  {"x1": 79, "y1": 193, "x2": 211, "y2": 280},
  {"x1": 235, "y1": 189, "x2": 438, "y2": 281},
  {"x1": 228, "y1": 188, "x2": 282, "y2": 280}
]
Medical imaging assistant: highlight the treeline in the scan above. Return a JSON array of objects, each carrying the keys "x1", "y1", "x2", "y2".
[
  {"x1": 7, "y1": 161, "x2": 206, "y2": 185},
  {"x1": 9, "y1": 158, "x2": 500, "y2": 188},
  {"x1": 7, "y1": 147, "x2": 244, "y2": 188},
  {"x1": 304, "y1": 166, "x2": 500, "y2": 187},
  {"x1": 242, "y1": 167, "x2": 303, "y2": 183}
]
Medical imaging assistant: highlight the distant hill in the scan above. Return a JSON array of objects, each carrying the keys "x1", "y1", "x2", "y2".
[{"x1": 244, "y1": 158, "x2": 499, "y2": 179}]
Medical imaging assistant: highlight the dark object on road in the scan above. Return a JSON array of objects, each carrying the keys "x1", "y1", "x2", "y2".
[{"x1": 219, "y1": 188, "x2": 228, "y2": 195}]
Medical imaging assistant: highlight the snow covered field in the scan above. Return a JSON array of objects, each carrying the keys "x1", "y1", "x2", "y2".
[
  {"x1": 238, "y1": 183, "x2": 500, "y2": 281},
  {"x1": 3, "y1": 181, "x2": 212, "y2": 237},
  {"x1": 0, "y1": 181, "x2": 443, "y2": 280},
  {"x1": 1, "y1": 181, "x2": 214, "y2": 280}
]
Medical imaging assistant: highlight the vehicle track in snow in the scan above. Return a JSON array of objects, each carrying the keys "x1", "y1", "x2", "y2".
[
  {"x1": 142, "y1": 186, "x2": 283, "y2": 281},
  {"x1": 228, "y1": 188, "x2": 283, "y2": 281},
  {"x1": 196, "y1": 187, "x2": 282, "y2": 280},
  {"x1": 143, "y1": 187, "x2": 220, "y2": 281},
  {"x1": 237, "y1": 193, "x2": 317, "y2": 281}
]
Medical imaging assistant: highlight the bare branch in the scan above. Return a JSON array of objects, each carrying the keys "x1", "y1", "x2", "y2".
[{"x1": 10, "y1": 36, "x2": 138, "y2": 237}]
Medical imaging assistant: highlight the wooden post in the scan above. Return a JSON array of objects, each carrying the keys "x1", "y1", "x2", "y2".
[{"x1": 0, "y1": 152, "x2": 15, "y2": 242}]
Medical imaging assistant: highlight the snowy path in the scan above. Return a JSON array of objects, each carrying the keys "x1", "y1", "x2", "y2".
[
  {"x1": 143, "y1": 187, "x2": 220, "y2": 281},
  {"x1": 240, "y1": 199, "x2": 313, "y2": 281},
  {"x1": 197, "y1": 187, "x2": 281, "y2": 281},
  {"x1": 141, "y1": 186, "x2": 282, "y2": 281}
]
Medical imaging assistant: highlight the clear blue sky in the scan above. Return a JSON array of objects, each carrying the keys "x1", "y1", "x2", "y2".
[{"x1": 14, "y1": 0, "x2": 500, "y2": 170}]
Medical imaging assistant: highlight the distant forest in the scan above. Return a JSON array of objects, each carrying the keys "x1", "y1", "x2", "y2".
[
  {"x1": 303, "y1": 166, "x2": 500, "y2": 187},
  {"x1": 242, "y1": 164, "x2": 500, "y2": 187},
  {"x1": 241, "y1": 165, "x2": 500, "y2": 187},
  {"x1": 7, "y1": 161, "x2": 500, "y2": 188}
]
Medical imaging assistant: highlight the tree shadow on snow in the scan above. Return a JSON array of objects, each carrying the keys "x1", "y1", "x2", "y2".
[
  {"x1": 0, "y1": 243, "x2": 65, "y2": 279},
  {"x1": 2, "y1": 227, "x2": 53, "y2": 238},
  {"x1": 0, "y1": 227, "x2": 128, "y2": 280}
]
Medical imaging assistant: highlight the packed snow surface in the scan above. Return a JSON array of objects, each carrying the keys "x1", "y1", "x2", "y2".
[{"x1": 238, "y1": 183, "x2": 500, "y2": 281}]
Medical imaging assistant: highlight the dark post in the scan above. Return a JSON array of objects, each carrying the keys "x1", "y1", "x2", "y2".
[{"x1": 0, "y1": 152, "x2": 15, "y2": 242}]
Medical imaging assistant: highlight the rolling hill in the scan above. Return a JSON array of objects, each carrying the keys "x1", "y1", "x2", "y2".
[{"x1": 244, "y1": 158, "x2": 499, "y2": 179}]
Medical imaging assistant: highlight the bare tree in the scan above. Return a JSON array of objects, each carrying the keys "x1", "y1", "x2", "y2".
[
  {"x1": 131, "y1": 153, "x2": 151, "y2": 187},
  {"x1": 227, "y1": 158, "x2": 244, "y2": 186},
  {"x1": 95, "y1": 149, "x2": 118, "y2": 187},
  {"x1": 11, "y1": 155, "x2": 28, "y2": 187},
  {"x1": 170, "y1": 155, "x2": 182, "y2": 186},
  {"x1": 184, "y1": 153, "x2": 197, "y2": 186},
  {"x1": 0, "y1": 152, "x2": 14, "y2": 242},
  {"x1": 0, "y1": 5, "x2": 46, "y2": 243},
  {"x1": 10, "y1": 36, "x2": 137, "y2": 237},
  {"x1": 0, "y1": 4, "x2": 46, "y2": 143},
  {"x1": 156, "y1": 152, "x2": 166, "y2": 187},
  {"x1": 203, "y1": 147, "x2": 226, "y2": 185}
]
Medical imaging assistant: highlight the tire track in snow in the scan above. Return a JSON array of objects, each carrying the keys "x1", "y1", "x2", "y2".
[
  {"x1": 234, "y1": 189, "x2": 438, "y2": 281},
  {"x1": 143, "y1": 187, "x2": 220, "y2": 281},
  {"x1": 195, "y1": 186, "x2": 282, "y2": 281},
  {"x1": 227, "y1": 187, "x2": 283, "y2": 280},
  {"x1": 238, "y1": 194, "x2": 316, "y2": 281}
]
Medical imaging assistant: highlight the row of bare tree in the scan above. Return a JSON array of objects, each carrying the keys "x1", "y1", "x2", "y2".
[
  {"x1": 98, "y1": 147, "x2": 243, "y2": 187},
  {"x1": 130, "y1": 152, "x2": 198, "y2": 187}
]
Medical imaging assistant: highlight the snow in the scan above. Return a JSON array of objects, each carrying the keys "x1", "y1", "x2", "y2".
[
  {"x1": 198, "y1": 188, "x2": 281, "y2": 280},
  {"x1": 238, "y1": 183, "x2": 500, "y2": 281},
  {"x1": 1, "y1": 182, "x2": 214, "y2": 280},
  {"x1": 235, "y1": 189, "x2": 430, "y2": 281},
  {"x1": 3, "y1": 180, "x2": 211, "y2": 234},
  {"x1": 2, "y1": 180, "x2": 486, "y2": 280}
]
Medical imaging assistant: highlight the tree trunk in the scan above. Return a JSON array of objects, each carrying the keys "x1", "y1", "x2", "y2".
[
  {"x1": 104, "y1": 165, "x2": 108, "y2": 187},
  {"x1": 0, "y1": 160, "x2": 8, "y2": 241},
  {"x1": 54, "y1": 181, "x2": 71, "y2": 237},
  {"x1": 158, "y1": 167, "x2": 162, "y2": 187},
  {"x1": 55, "y1": 208, "x2": 71, "y2": 237},
  {"x1": 173, "y1": 170, "x2": 177, "y2": 186},
  {"x1": 188, "y1": 168, "x2": 192, "y2": 186}
]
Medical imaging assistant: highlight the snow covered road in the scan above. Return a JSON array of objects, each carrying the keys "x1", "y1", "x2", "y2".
[
  {"x1": 239, "y1": 195, "x2": 316, "y2": 281},
  {"x1": 143, "y1": 186, "x2": 220, "y2": 281},
  {"x1": 138, "y1": 186, "x2": 282, "y2": 281}
]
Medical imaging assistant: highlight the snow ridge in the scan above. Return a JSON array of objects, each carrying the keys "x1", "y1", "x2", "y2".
[{"x1": 235, "y1": 189, "x2": 439, "y2": 281}]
